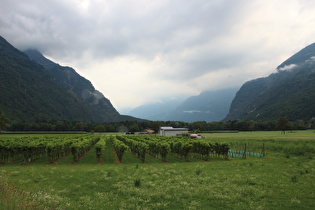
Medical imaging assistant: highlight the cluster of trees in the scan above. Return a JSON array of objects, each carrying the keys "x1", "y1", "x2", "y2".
[
  {"x1": 2, "y1": 119, "x2": 314, "y2": 133},
  {"x1": 6, "y1": 120, "x2": 153, "y2": 132},
  {"x1": 0, "y1": 110, "x2": 9, "y2": 132},
  {"x1": 188, "y1": 118, "x2": 314, "y2": 132}
]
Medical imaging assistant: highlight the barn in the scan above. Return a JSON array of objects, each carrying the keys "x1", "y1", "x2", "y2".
[{"x1": 159, "y1": 127, "x2": 189, "y2": 137}]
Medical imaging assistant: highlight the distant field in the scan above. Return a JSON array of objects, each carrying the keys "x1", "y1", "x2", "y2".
[
  {"x1": 202, "y1": 129, "x2": 315, "y2": 140},
  {"x1": 1, "y1": 130, "x2": 314, "y2": 209}
]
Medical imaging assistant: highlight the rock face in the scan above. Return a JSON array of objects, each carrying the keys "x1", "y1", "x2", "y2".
[{"x1": 224, "y1": 43, "x2": 315, "y2": 121}]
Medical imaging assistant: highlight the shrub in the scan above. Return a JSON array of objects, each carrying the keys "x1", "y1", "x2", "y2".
[
  {"x1": 291, "y1": 176, "x2": 298, "y2": 183},
  {"x1": 195, "y1": 169, "x2": 202, "y2": 176},
  {"x1": 134, "y1": 178, "x2": 141, "y2": 187}
]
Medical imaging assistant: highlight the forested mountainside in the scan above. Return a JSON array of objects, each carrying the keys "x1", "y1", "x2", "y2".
[
  {"x1": 0, "y1": 36, "x2": 139, "y2": 122},
  {"x1": 224, "y1": 43, "x2": 315, "y2": 121}
]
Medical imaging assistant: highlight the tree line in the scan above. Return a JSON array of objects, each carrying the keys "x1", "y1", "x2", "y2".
[{"x1": 2, "y1": 116, "x2": 314, "y2": 133}]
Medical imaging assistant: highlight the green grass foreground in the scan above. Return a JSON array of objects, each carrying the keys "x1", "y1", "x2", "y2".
[{"x1": 1, "y1": 130, "x2": 315, "y2": 209}]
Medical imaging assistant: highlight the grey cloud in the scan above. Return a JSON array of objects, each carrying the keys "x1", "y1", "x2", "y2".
[
  {"x1": 278, "y1": 64, "x2": 298, "y2": 72},
  {"x1": 1, "y1": 0, "x2": 249, "y2": 59},
  {"x1": 1, "y1": 0, "x2": 315, "y2": 109}
]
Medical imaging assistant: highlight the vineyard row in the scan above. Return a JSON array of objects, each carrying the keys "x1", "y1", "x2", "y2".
[
  {"x1": 1, "y1": 135, "x2": 231, "y2": 165},
  {"x1": 0, "y1": 134, "x2": 100, "y2": 164},
  {"x1": 110, "y1": 135, "x2": 230, "y2": 163}
]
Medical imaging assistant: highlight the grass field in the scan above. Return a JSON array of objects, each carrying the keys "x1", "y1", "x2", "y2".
[{"x1": 1, "y1": 130, "x2": 315, "y2": 209}]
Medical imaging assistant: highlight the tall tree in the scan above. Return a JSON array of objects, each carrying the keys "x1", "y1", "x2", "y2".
[
  {"x1": 0, "y1": 110, "x2": 9, "y2": 132},
  {"x1": 277, "y1": 117, "x2": 292, "y2": 134},
  {"x1": 150, "y1": 121, "x2": 161, "y2": 134}
]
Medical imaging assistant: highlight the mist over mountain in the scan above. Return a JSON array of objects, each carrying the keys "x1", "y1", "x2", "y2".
[
  {"x1": 224, "y1": 42, "x2": 315, "y2": 121},
  {"x1": 126, "y1": 98, "x2": 184, "y2": 121},
  {"x1": 0, "y1": 35, "x2": 140, "y2": 122},
  {"x1": 128, "y1": 88, "x2": 238, "y2": 122},
  {"x1": 277, "y1": 43, "x2": 315, "y2": 69}
]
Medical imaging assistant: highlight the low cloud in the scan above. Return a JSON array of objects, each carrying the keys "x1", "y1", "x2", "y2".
[
  {"x1": 183, "y1": 110, "x2": 202, "y2": 114},
  {"x1": 278, "y1": 64, "x2": 298, "y2": 72},
  {"x1": 306, "y1": 56, "x2": 315, "y2": 63}
]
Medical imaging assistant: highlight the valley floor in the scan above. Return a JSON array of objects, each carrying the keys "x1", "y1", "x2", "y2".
[{"x1": 1, "y1": 131, "x2": 315, "y2": 209}]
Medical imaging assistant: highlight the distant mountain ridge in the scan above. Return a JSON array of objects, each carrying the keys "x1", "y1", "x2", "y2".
[
  {"x1": 127, "y1": 88, "x2": 238, "y2": 122},
  {"x1": 166, "y1": 88, "x2": 238, "y2": 122},
  {"x1": 126, "y1": 98, "x2": 184, "y2": 121},
  {"x1": 0, "y1": 35, "x2": 140, "y2": 122},
  {"x1": 224, "y1": 42, "x2": 315, "y2": 121}
]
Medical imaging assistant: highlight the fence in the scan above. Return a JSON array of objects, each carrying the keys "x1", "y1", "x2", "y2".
[{"x1": 228, "y1": 143, "x2": 265, "y2": 159}]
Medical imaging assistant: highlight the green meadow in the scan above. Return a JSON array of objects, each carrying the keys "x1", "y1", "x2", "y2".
[{"x1": 1, "y1": 130, "x2": 315, "y2": 209}]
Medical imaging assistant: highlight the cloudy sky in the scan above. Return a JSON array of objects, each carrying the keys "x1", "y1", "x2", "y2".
[{"x1": 1, "y1": 0, "x2": 315, "y2": 113}]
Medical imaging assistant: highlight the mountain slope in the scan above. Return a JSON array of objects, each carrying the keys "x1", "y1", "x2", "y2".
[
  {"x1": 277, "y1": 43, "x2": 315, "y2": 69},
  {"x1": 0, "y1": 36, "x2": 139, "y2": 122},
  {"x1": 224, "y1": 43, "x2": 315, "y2": 121},
  {"x1": 24, "y1": 49, "x2": 124, "y2": 121},
  {"x1": 0, "y1": 36, "x2": 93, "y2": 122}
]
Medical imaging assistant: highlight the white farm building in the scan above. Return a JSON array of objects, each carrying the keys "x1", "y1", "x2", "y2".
[{"x1": 159, "y1": 127, "x2": 188, "y2": 137}]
